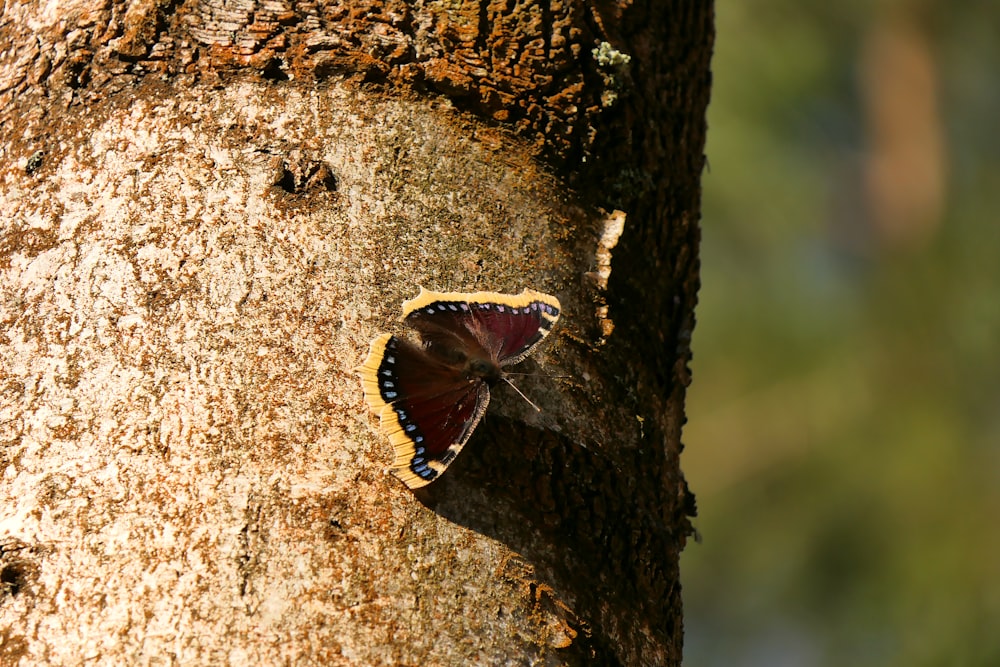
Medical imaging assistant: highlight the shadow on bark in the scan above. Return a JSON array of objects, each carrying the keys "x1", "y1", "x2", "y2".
[{"x1": 422, "y1": 396, "x2": 692, "y2": 664}]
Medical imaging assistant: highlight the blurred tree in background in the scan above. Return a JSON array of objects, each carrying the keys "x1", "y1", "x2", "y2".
[{"x1": 681, "y1": 1, "x2": 1000, "y2": 665}]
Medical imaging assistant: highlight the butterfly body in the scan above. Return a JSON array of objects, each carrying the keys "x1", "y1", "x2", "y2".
[{"x1": 357, "y1": 288, "x2": 561, "y2": 489}]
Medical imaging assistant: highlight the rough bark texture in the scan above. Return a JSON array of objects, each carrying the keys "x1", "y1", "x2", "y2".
[{"x1": 1, "y1": 1, "x2": 710, "y2": 665}]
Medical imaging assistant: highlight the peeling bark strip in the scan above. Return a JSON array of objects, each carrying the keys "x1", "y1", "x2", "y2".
[{"x1": 1, "y1": 1, "x2": 711, "y2": 665}]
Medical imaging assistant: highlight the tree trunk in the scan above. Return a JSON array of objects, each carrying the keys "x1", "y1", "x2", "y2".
[{"x1": 0, "y1": 1, "x2": 710, "y2": 665}]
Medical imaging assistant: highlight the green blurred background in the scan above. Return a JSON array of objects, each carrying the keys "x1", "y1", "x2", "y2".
[{"x1": 680, "y1": 1, "x2": 1000, "y2": 665}]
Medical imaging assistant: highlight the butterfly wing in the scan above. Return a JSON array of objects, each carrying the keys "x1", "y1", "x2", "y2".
[
  {"x1": 402, "y1": 288, "x2": 561, "y2": 367},
  {"x1": 357, "y1": 334, "x2": 489, "y2": 488},
  {"x1": 358, "y1": 288, "x2": 560, "y2": 489}
]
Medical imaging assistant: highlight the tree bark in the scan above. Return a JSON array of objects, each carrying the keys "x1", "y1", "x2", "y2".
[{"x1": 0, "y1": 1, "x2": 710, "y2": 665}]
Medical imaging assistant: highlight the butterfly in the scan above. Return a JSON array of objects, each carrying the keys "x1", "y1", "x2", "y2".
[{"x1": 357, "y1": 288, "x2": 561, "y2": 489}]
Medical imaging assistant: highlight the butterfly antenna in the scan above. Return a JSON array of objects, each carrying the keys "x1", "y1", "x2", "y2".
[
  {"x1": 502, "y1": 377, "x2": 542, "y2": 412},
  {"x1": 504, "y1": 371, "x2": 573, "y2": 380}
]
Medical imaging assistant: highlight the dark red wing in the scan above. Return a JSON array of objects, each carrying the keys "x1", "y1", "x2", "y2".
[
  {"x1": 402, "y1": 289, "x2": 560, "y2": 367},
  {"x1": 366, "y1": 336, "x2": 488, "y2": 487},
  {"x1": 471, "y1": 300, "x2": 561, "y2": 365},
  {"x1": 359, "y1": 289, "x2": 560, "y2": 489}
]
